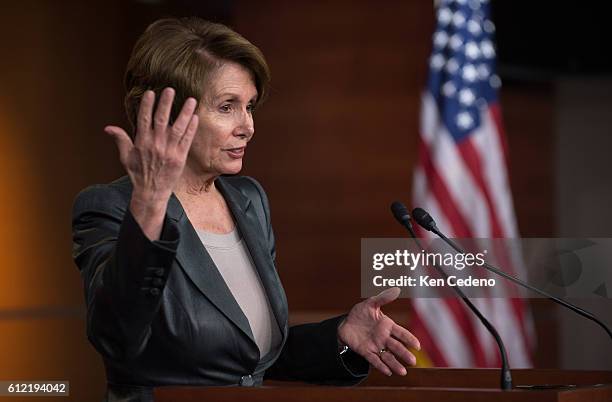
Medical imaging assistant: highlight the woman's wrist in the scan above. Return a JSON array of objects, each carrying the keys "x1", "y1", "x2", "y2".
[
  {"x1": 129, "y1": 193, "x2": 169, "y2": 241},
  {"x1": 131, "y1": 187, "x2": 172, "y2": 205},
  {"x1": 337, "y1": 318, "x2": 349, "y2": 353}
]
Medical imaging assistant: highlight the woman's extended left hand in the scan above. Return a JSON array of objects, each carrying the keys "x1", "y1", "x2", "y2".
[{"x1": 337, "y1": 287, "x2": 420, "y2": 376}]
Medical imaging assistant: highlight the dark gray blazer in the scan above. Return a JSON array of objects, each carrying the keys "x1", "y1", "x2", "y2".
[{"x1": 72, "y1": 175, "x2": 368, "y2": 401}]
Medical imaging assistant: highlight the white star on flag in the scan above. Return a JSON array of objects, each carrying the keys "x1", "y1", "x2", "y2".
[
  {"x1": 456, "y1": 110, "x2": 474, "y2": 129},
  {"x1": 465, "y1": 41, "x2": 481, "y2": 60},
  {"x1": 462, "y1": 64, "x2": 478, "y2": 82},
  {"x1": 449, "y1": 34, "x2": 464, "y2": 50},
  {"x1": 459, "y1": 88, "x2": 476, "y2": 105}
]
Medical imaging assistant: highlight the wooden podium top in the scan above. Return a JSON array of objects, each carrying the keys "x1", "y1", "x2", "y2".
[
  {"x1": 154, "y1": 368, "x2": 612, "y2": 402},
  {"x1": 364, "y1": 367, "x2": 612, "y2": 387}
]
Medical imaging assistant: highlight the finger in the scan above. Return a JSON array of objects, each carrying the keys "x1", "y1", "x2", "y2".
[
  {"x1": 104, "y1": 125, "x2": 133, "y2": 167},
  {"x1": 386, "y1": 338, "x2": 417, "y2": 366},
  {"x1": 169, "y1": 97, "x2": 197, "y2": 144},
  {"x1": 136, "y1": 90, "x2": 155, "y2": 142},
  {"x1": 391, "y1": 324, "x2": 421, "y2": 351},
  {"x1": 177, "y1": 114, "x2": 198, "y2": 155},
  {"x1": 370, "y1": 287, "x2": 401, "y2": 308},
  {"x1": 363, "y1": 353, "x2": 392, "y2": 377},
  {"x1": 380, "y1": 350, "x2": 407, "y2": 376},
  {"x1": 153, "y1": 87, "x2": 175, "y2": 134}
]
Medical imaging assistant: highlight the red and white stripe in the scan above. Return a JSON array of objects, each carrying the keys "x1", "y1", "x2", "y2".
[{"x1": 411, "y1": 92, "x2": 534, "y2": 368}]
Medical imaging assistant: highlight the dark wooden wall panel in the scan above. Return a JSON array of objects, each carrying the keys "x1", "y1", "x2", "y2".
[
  {"x1": 502, "y1": 82, "x2": 555, "y2": 237},
  {"x1": 0, "y1": 1, "x2": 126, "y2": 400}
]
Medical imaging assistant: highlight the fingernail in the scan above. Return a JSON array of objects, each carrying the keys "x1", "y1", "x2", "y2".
[{"x1": 387, "y1": 372, "x2": 392, "y2": 377}]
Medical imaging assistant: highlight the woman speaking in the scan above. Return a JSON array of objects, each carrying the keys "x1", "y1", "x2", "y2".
[{"x1": 72, "y1": 17, "x2": 420, "y2": 402}]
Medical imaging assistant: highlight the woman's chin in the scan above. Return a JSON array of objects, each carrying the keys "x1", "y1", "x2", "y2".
[{"x1": 221, "y1": 160, "x2": 243, "y2": 175}]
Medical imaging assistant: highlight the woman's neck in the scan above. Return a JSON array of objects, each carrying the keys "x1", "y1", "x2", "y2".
[
  {"x1": 175, "y1": 165, "x2": 219, "y2": 198},
  {"x1": 173, "y1": 166, "x2": 235, "y2": 233}
]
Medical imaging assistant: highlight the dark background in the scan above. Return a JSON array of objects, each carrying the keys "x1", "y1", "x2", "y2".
[{"x1": 0, "y1": 1, "x2": 611, "y2": 401}]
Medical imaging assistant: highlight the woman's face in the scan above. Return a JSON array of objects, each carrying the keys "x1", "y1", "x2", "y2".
[{"x1": 188, "y1": 62, "x2": 257, "y2": 177}]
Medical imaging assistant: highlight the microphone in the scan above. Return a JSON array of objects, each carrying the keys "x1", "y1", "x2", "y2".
[
  {"x1": 411, "y1": 207, "x2": 612, "y2": 342},
  {"x1": 411, "y1": 207, "x2": 437, "y2": 232},
  {"x1": 390, "y1": 201, "x2": 416, "y2": 236},
  {"x1": 390, "y1": 202, "x2": 513, "y2": 390}
]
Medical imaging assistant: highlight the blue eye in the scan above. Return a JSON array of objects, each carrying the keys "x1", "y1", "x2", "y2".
[{"x1": 247, "y1": 104, "x2": 254, "y2": 113}]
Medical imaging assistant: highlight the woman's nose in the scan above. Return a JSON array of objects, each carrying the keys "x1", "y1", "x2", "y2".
[{"x1": 235, "y1": 110, "x2": 254, "y2": 139}]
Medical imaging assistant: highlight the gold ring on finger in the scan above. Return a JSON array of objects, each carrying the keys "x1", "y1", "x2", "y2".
[{"x1": 378, "y1": 348, "x2": 388, "y2": 357}]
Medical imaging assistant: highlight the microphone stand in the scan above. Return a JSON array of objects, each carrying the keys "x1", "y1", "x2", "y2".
[{"x1": 390, "y1": 203, "x2": 513, "y2": 390}]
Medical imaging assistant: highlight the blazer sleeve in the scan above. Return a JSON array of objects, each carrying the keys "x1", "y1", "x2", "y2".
[
  {"x1": 71, "y1": 184, "x2": 180, "y2": 361},
  {"x1": 264, "y1": 315, "x2": 370, "y2": 385},
  {"x1": 240, "y1": 177, "x2": 370, "y2": 385}
]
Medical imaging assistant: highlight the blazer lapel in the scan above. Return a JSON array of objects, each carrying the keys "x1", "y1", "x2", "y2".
[
  {"x1": 166, "y1": 193, "x2": 256, "y2": 344},
  {"x1": 216, "y1": 177, "x2": 288, "y2": 338}
]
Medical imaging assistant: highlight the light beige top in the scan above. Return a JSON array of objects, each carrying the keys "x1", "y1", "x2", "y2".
[{"x1": 196, "y1": 228, "x2": 281, "y2": 358}]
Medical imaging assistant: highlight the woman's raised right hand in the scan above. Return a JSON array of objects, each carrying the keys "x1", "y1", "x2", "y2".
[{"x1": 104, "y1": 88, "x2": 199, "y2": 240}]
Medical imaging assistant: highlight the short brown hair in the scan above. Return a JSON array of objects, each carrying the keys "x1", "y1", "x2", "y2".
[{"x1": 124, "y1": 17, "x2": 270, "y2": 131}]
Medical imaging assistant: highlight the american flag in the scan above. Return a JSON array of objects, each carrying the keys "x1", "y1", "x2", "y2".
[{"x1": 410, "y1": 0, "x2": 534, "y2": 367}]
